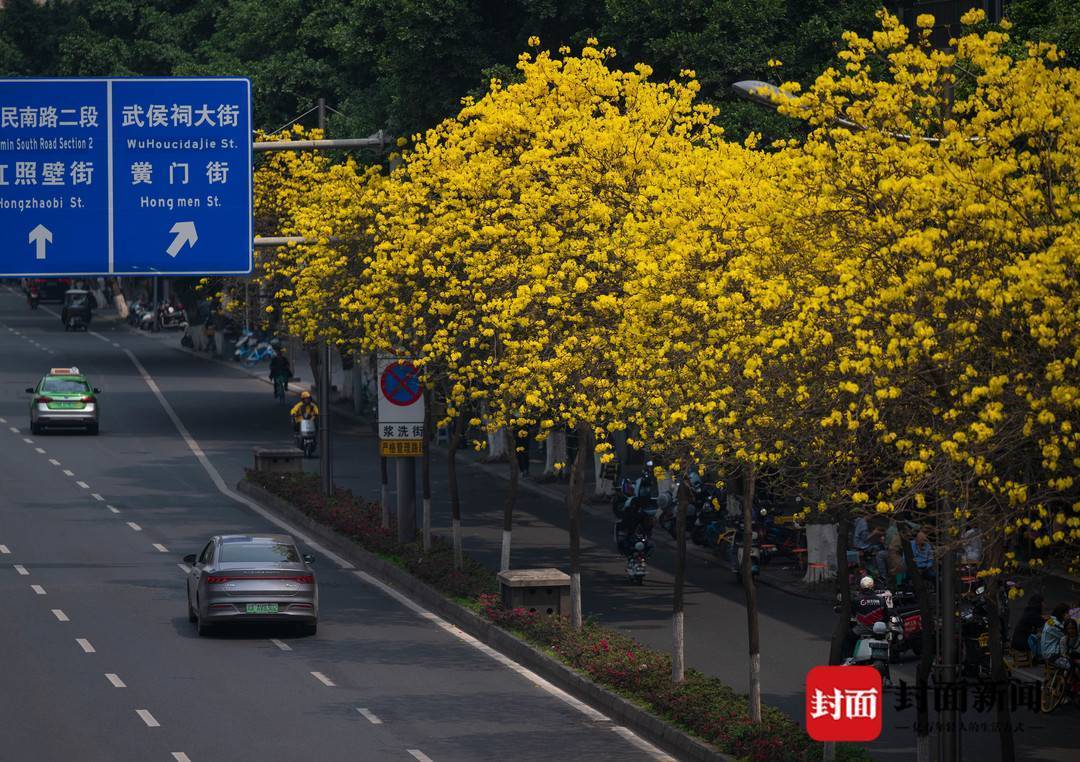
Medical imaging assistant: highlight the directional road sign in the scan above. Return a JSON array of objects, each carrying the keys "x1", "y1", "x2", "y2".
[
  {"x1": 0, "y1": 77, "x2": 251, "y2": 276},
  {"x1": 378, "y1": 357, "x2": 424, "y2": 457}
]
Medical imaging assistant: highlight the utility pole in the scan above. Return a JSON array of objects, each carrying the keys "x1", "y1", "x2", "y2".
[{"x1": 316, "y1": 97, "x2": 333, "y2": 498}]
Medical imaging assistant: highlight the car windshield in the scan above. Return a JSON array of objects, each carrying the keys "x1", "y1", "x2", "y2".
[
  {"x1": 219, "y1": 540, "x2": 299, "y2": 563},
  {"x1": 42, "y1": 378, "x2": 90, "y2": 394}
]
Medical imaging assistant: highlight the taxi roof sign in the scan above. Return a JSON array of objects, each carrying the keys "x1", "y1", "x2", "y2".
[{"x1": 49, "y1": 366, "x2": 80, "y2": 375}]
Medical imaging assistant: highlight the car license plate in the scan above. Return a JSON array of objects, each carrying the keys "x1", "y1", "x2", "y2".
[
  {"x1": 246, "y1": 603, "x2": 278, "y2": 614},
  {"x1": 51, "y1": 402, "x2": 82, "y2": 409}
]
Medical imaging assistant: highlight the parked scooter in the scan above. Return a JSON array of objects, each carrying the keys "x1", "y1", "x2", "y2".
[
  {"x1": 158, "y1": 299, "x2": 188, "y2": 330},
  {"x1": 28, "y1": 285, "x2": 39, "y2": 309}
]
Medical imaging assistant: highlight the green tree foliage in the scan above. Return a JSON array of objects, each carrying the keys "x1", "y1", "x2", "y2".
[{"x1": 1, "y1": 0, "x2": 1077, "y2": 140}]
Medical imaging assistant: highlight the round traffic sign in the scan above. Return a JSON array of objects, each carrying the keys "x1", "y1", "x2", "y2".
[{"x1": 380, "y1": 361, "x2": 422, "y2": 406}]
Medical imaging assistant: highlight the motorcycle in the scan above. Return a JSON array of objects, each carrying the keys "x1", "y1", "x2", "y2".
[
  {"x1": 614, "y1": 490, "x2": 656, "y2": 585},
  {"x1": 843, "y1": 620, "x2": 892, "y2": 685},
  {"x1": 848, "y1": 583, "x2": 923, "y2": 660},
  {"x1": 158, "y1": 301, "x2": 188, "y2": 330},
  {"x1": 28, "y1": 286, "x2": 39, "y2": 309},
  {"x1": 624, "y1": 535, "x2": 652, "y2": 585},
  {"x1": 296, "y1": 417, "x2": 317, "y2": 458},
  {"x1": 959, "y1": 582, "x2": 1011, "y2": 679}
]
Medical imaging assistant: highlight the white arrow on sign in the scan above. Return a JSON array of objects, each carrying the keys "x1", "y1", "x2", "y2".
[
  {"x1": 166, "y1": 221, "x2": 198, "y2": 258},
  {"x1": 29, "y1": 224, "x2": 52, "y2": 260}
]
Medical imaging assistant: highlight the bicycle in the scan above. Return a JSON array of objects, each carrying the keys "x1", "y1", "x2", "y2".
[
  {"x1": 1041, "y1": 657, "x2": 1080, "y2": 712},
  {"x1": 272, "y1": 374, "x2": 289, "y2": 403}
]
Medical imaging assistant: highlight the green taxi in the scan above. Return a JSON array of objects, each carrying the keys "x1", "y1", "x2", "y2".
[{"x1": 27, "y1": 367, "x2": 101, "y2": 435}]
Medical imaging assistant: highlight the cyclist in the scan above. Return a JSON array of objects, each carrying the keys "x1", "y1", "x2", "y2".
[{"x1": 269, "y1": 349, "x2": 292, "y2": 400}]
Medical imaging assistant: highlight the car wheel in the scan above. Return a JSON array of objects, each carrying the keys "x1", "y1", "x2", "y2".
[
  {"x1": 299, "y1": 621, "x2": 317, "y2": 637},
  {"x1": 30, "y1": 421, "x2": 41, "y2": 435},
  {"x1": 87, "y1": 423, "x2": 99, "y2": 435},
  {"x1": 196, "y1": 614, "x2": 213, "y2": 637},
  {"x1": 187, "y1": 597, "x2": 197, "y2": 623}
]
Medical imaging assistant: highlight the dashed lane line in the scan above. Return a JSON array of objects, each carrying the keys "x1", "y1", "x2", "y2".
[
  {"x1": 117, "y1": 333, "x2": 674, "y2": 762},
  {"x1": 8, "y1": 426, "x2": 18, "y2": 433},
  {"x1": 76, "y1": 481, "x2": 90, "y2": 489},
  {"x1": 153, "y1": 543, "x2": 169, "y2": 553},
  {"x1": 270, "y1": 639, "x2": 291, "y2": 652},
  {"x1": 14, "y1": 564, "x2": 29, "y2": 576},
  {"x1": 135, "y1": 710, "x2": 160, "y2": 728},
  {"x1": 22, "y1": 437, "x2": 33, "y2": 444},
  {"x1": 76, "y1": 639, "x2": 95, "y2": 653},
  {"x1": 0, "y1": 417, "x2": 6, "y2": 423},
  {"x1": 107, "y1": 505, "x2": 120, "y2": 514},
  {"x1": 355, "y1": 708, "x2": 382, "y2": 725},
  {"x1": 310, "y1": 671, "x2": 335, "y2": 687},
  {"x1": 127, "y1": 522, "x2": 142, "y2": 532},
  {"x1": 34, "y1": 447, "x2": 45, "y2": 454},
  {"x1": 31, "y1": 585, "x2": 45, "y2": 595},
  {"x1": 105, "y1": 673, "x2": 126, "y2": 688},
  {"x1": 51, "y1": 609, "x2": 69, "y2": 622},
  {"x1": 0, "y1": 545, "x2": 8, "y2": 554},
  {"x1": 62, "y1": 469, "x2": 74, "y2": 476},
  {"x1": 172, "y1": 754, "x2": 192, "y2": 762},
  {"x1": 407, "y1": 751, "x2": 433, "y2": 762},
  {"x1": 49, "y1": 459, "x2": 61, "y2": 466},
  {"x1": 177, "y1": 563, "x2": 191, "y2": 574},
  {"x1": 91, "y1": 493, "x2": 104, "y2": 502}
]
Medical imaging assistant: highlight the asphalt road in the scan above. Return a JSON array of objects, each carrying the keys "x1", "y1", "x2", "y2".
[
  {"x1": 3, "y1": 288, "x2": 1076, "y2": 762},
  {"x1": 0, "y1": 289, "x2": 669, "y2": 762}
]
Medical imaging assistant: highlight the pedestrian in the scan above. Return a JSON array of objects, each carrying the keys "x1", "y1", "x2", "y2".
[
  {"x1": 1065, "y1": 618, "x2": 1080, "y2": 657},
  {"x1": 910, "y1": 528, "x2": 935, "y2": 580},
  {"x1": 1011, "y1": 594, "x2": 1045, "y2": 660},
  {"x1": 1041, "y1": 603, "x2": 1072, "y2": 671},
  {"x1": 876, "y1": 519, "x2": 904, "y2": 582}
]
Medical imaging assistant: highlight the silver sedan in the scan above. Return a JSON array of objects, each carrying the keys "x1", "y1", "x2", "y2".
[{"x1": 184, "y1": 534, "x2": 318, "y2": 636}]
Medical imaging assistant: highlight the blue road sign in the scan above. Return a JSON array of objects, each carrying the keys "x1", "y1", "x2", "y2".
[{"x1": 0, "y1": 78, "x2": 251, "y2": 277}]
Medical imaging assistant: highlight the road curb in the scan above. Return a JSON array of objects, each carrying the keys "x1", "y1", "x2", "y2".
[{"x1": 236, "y1": 478, "x2": 734, "y2": 762}]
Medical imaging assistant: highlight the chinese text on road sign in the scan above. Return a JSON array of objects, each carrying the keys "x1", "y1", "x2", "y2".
[
  {"x1": 0, "y1": 78, "x2": 252, "y2": 276},
  {"x1": 378, "y1": 357, "x2": 424, "y2": 457}
]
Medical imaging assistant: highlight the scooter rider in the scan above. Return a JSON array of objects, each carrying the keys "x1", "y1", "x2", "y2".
[
  {"x1": 269, "y1": 349, "x2": 292, "y2": 390},
  {"x1": 853, "y1": 575, "x2": 893, "y2": 627},
  {"x1": 290, "y1": 391, "x2": 319, "y2": 432}
]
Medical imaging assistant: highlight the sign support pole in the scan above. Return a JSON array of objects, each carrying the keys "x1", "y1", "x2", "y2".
[{"x1": 315, "y1": 97, "x2": 333, "y2": 498}]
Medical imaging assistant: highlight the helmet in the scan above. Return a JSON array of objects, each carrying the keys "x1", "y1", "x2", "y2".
[
  {"x1": 300, "y1": 391, "x2": 311, "y2": 400},
  {"x1": 860, "y1": 576, "x2": 876, "y2": 591},
  {"x1": 872, "y1": 621, "x2": 888, "y2": 636}
]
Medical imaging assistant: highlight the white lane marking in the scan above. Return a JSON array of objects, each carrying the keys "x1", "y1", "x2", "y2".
[
  {"x1": 135, "y1": 709, "x2": 160, "y2": 728},
  {"x1": 49, "y1": 459, "x2": 61, "y2": 466},
  {"x1": 31, "y1": 584, "x2": 46, "y2": 595},
  {"x1": 8, "y1": 426, "x2": 18, "y2": 433},
  {"x1": 105, "y1": 673, "x2": 126, "y2": 688},
  {"x1": 270, "y1": 638, "x2": 291, "y2": 651},
  {"x1": 355, "y1": 707, "x2": 382, "y2": 725},
  {"x1": 177, "y1": 563, "x2": 191, "y2": 574},
  {"x1": 407, "y1": 751, "x2": 433, "y2": 762},
  {"x1": 126, "y1": 522, "x2": 142, "y2": 532},
  {"x1": 14, "y1": 564, "x2": 29, "y2": 575},
  {"x1": 107, "y1": 504, "x2": 120, "y2": 514},
  {"x1": 172, "y1": 754, "x2": 192, "y2": 762},
  {"x1": 0, "y1": 545, "x2": 8, "y2": 554},
  {"x1": 91, "y1": 493, "x2": 104, "y2": 501},
  {"x1": 51, "y1": 609, "x2": 69, "y2": 622},
  {"x1": 310, "y1": 671, "x2": 335, "y2": 687},
  {"x1": 76, "y1": 481, "x2": 89, "y2": 489},
  {"x1": 88, "y1": 329, "x2": 111, "y2": 345},
  {"x1": 153, "y1": 543, "x2": 169, "y2": 553},
  {"x1": 0, "y1": 417, "x2": 5, "y2": 423},
  {"x1": 34, "y1": 447, "x2": 45, "y2": 454},
  {"x1": 76, "y1": 638, "x2": 95, "y2": 653},
  {"x1": 62, "y1": 469, "x2": 73, "y2": 476},
  {"x1": 349, "y1": 569, "x2": 675, "y2": 761},
  {"x1": 120, "y1": 343, "x2": 672, "y2": 760},
  {"x1": 112, "y1": 342, "x2": 120, "y2": 348},
  {"x1": 22, "y1": 437, "x2": 33, "y2": 444},
  {"x1": 116, "y1": 344, "x2": 354, "y2": 571}
]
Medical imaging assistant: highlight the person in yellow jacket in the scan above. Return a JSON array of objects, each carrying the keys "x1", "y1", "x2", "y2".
[{"x1": 290, "y1": 391, "x2": 319, "y2": 432}]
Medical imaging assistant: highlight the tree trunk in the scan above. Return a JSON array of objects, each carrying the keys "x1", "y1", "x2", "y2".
[
  {"x1": 421, "y1": 390, "x2": 432, "y2": 553},
  {"x1": 593, "y1": 442, "x2": 614, "y2": 499},
  {"x1": 901, "y1": 526, "x2": 936, "y2": 762},
  {"x1": 741, "y1": 465, "x2": 762, "y2": 722},
  {"x1": 829, "y1": 513, "x2": 853, "y2": 666},
  {"x1": 109, "y1": 277, "x2": 129, "y2": 318},
  {"x1": 485, "y1": 423, "x2": 509, "y2": 461},
  {"x1": 501, "y1": 427, "x2": 519, "y2": 572},
  {"x1": 379, "y1": 455, "x2": 390, "y2": 530},
  {"x1": 567, "y1": 422, "x2": 588, "y2": 629},
  {"x1": 672, "y1": 476, "x2": 689, "y2": 683},
  {"x1": 544, "y1": 429, "x2": 568, "y2": 476},
  {"x1": 804, "y1": 523, "x2": 838, "y2": 583},
  {"x1": 985, "y1": 537, "x2": 1015, "y2": 761},
  {"x1": 448, "y1": 414, "x2": 465, "y2": 571}
]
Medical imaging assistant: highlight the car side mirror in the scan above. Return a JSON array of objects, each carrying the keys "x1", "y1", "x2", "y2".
[
  {"x1": 183, "y1": 554, "x2": 197, "y2": 565},
  {"x1": 25, "y1": 387, "x2": 34, "y2": 394},
  {"x1": 93, "y1": 388, "x2": 101, "y2": 394},
  {"x1": 303, "y1": 554, "x2": 315, "y2": 565}
]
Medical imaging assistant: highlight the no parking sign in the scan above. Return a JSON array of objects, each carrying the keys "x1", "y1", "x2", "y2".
[{"x1": 377, "y1": 356, "x2": 424, "y2": 457}]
